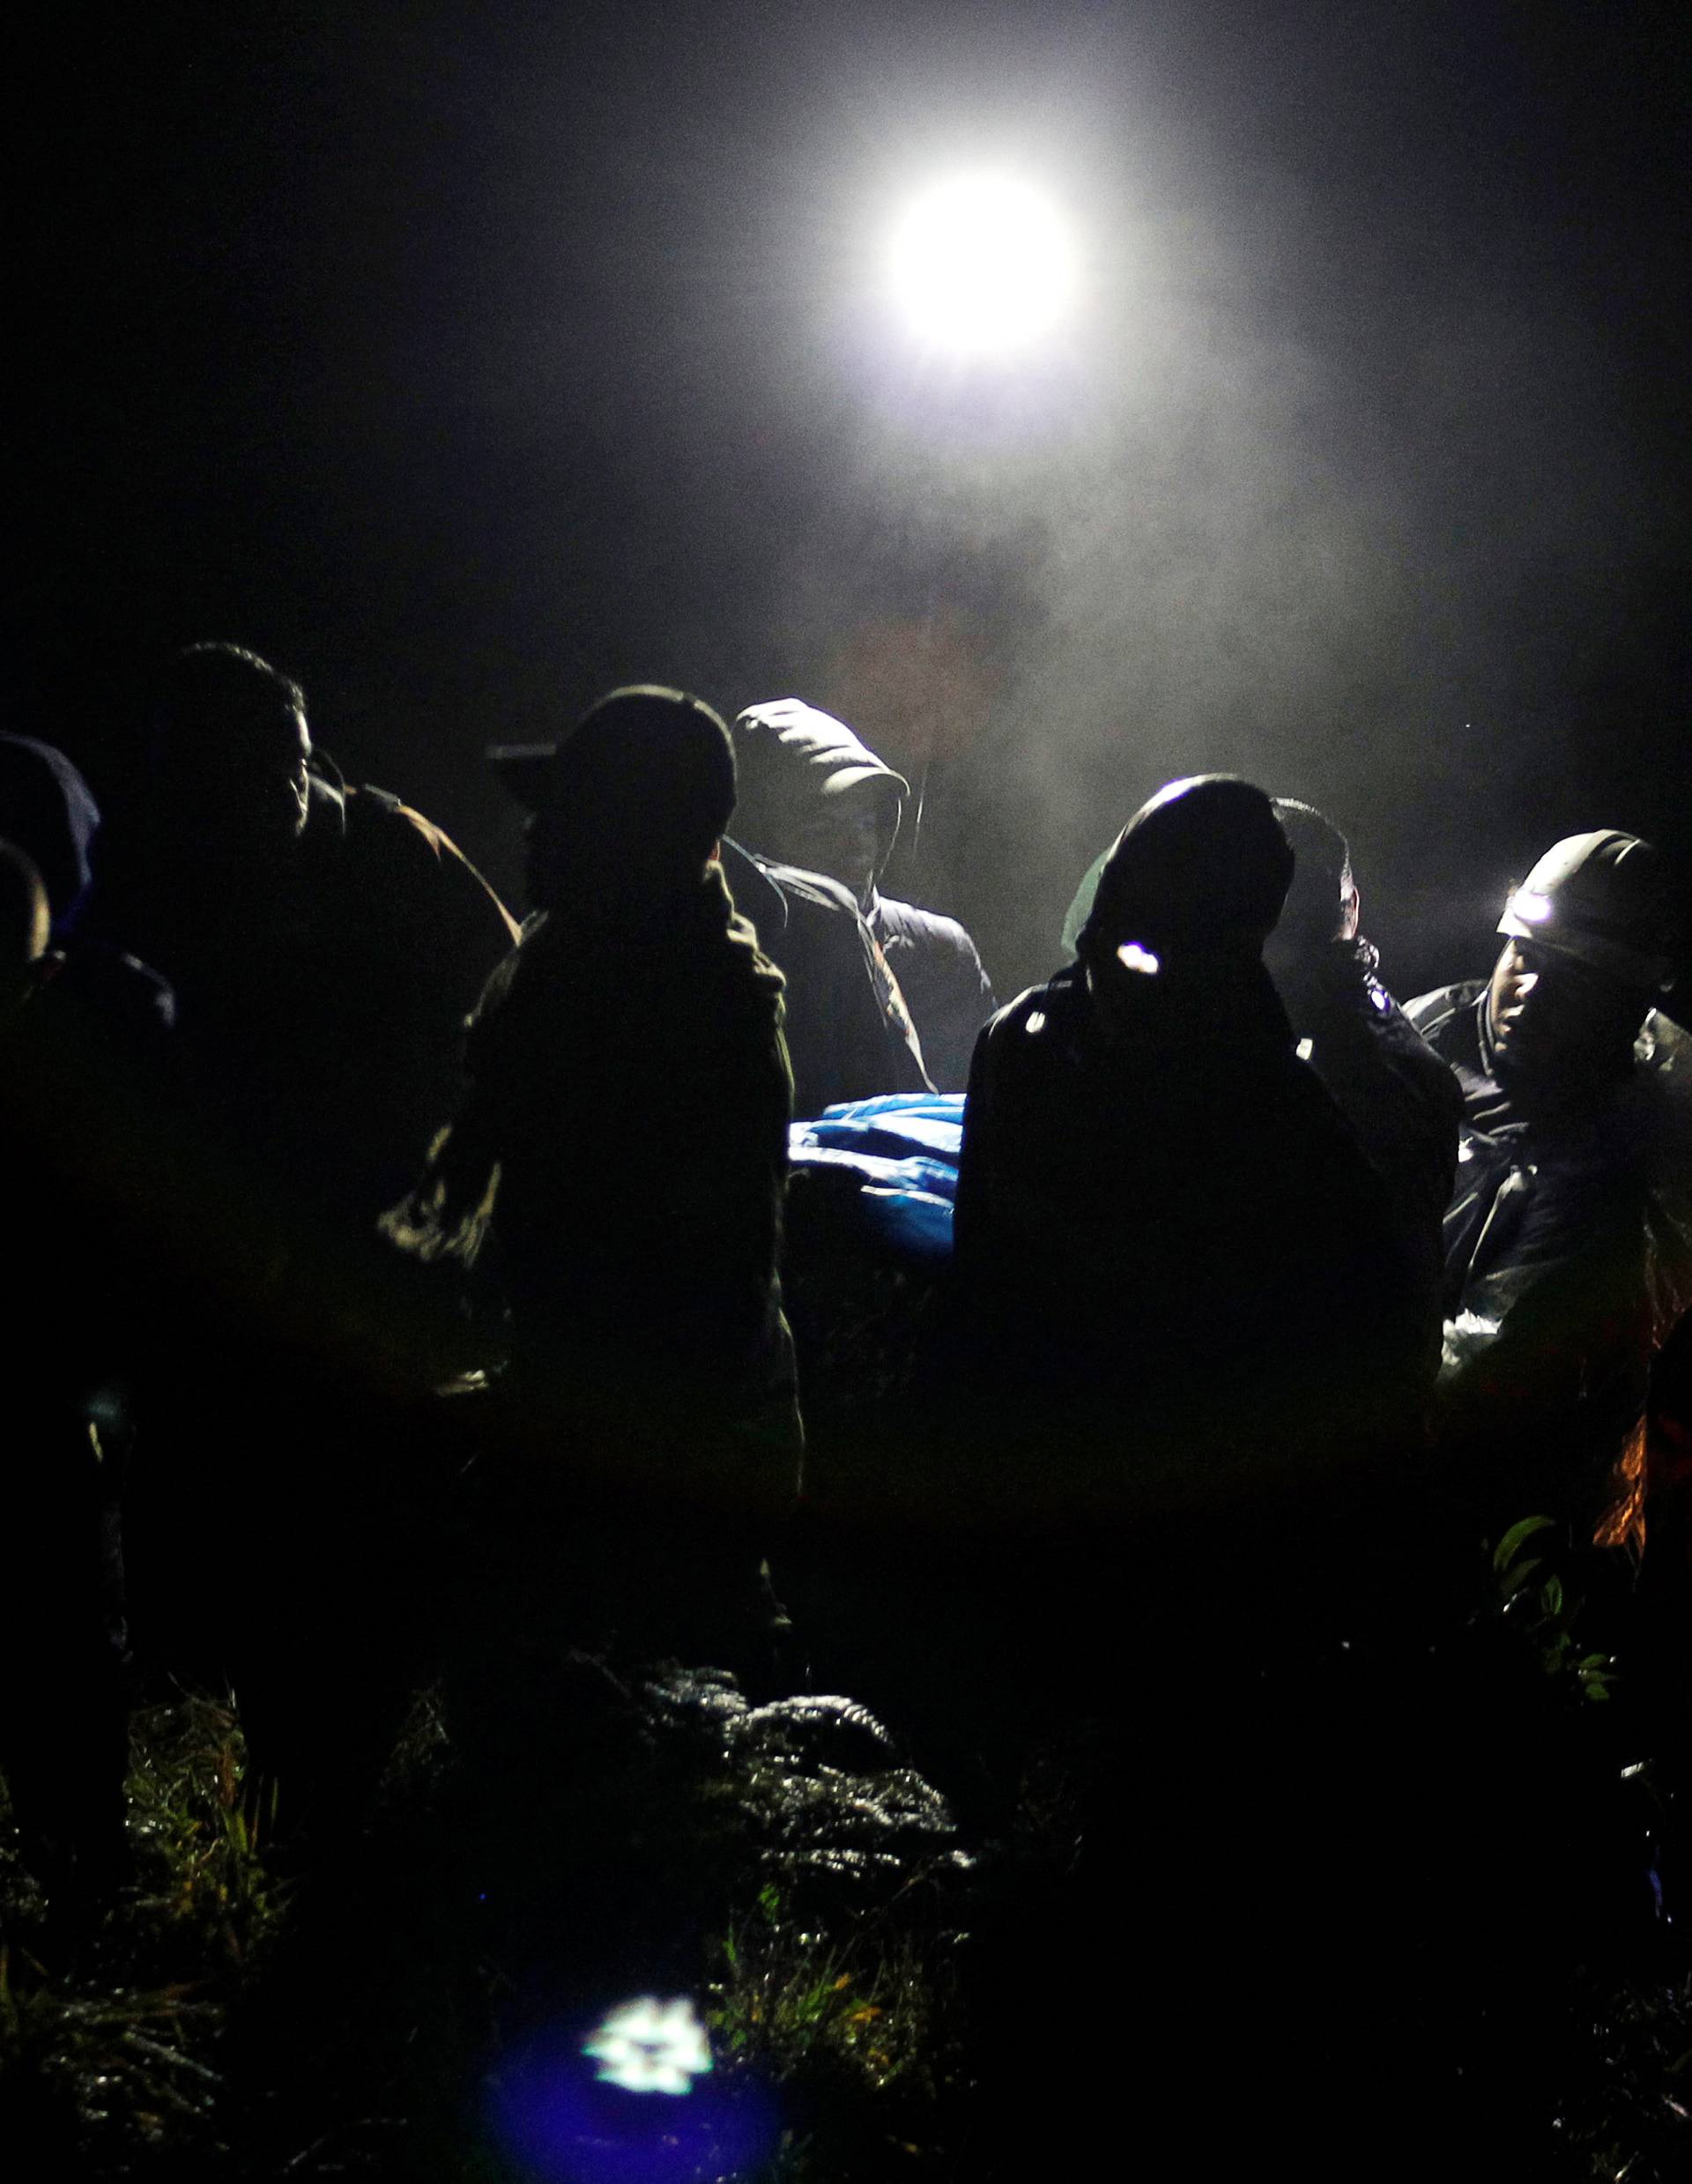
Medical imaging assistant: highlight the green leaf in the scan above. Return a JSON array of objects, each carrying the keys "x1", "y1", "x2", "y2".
[
  {"x1": 1539, "y1": 1575, "x2": 1564, "y2": 1619},
  {"x1": 1493, "y1": 1515, "x2": 1558, "y2": 1572},
  {"x1": 1499, "y1": 1557, "x2": 1543, "y2": 1598}
]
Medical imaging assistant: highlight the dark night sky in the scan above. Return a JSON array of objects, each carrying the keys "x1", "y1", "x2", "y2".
[{"x1": 11, "y1": 0, "x2": 1690, "y2": 1002}]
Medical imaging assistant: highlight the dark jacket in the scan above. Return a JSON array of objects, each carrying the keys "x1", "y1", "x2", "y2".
[
  {"x1": 383, "y1": 863, "x2": 802, "y2": 1516},
  {"x1": 3, "y1": 916, "x2": 178, "y2": 1411},
  {"x1": 0, "y1": 915, "x2": 174, "y2": 1894},
  {"x1": 88, "y1": 764, "x2": 520, "y2": 1227},
  {"x1": 721, "y1": 839, "x2": 930, "y2": 1118},
  {"x1": 952, "y1": 951, "x2": 1432, "y2": 1527},
  {"x1": 1071, "y1": 848, "x2": 1461, "y2": 1247},
  {"x1": 731, "y1": 700, "x2": 995, "y2": 1088},
  {"x1": 0, "y1": 745, "x2": 177, "y2": 1387},
  {"x1": 868, "y1": 893, "x2": 997, "y2": 1096},
  {"x1": 1404, "y1": 983, "x2": 1692, "y2": 1525}
]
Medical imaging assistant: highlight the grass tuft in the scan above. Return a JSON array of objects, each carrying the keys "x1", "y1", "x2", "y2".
[{"x1": 0, "y1": 1687, "x2": 283, "y2": 2171}]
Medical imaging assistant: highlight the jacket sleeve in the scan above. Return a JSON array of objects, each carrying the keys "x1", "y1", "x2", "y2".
[
  {"x1": 911, "y1": 926, "x2": 997, "y2": 1093},
  {"x1": 1436, "y1": 1141, "x2": 1654, "y2": 1452}
]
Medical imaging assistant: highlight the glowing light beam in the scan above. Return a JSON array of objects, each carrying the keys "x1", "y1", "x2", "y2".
[{"x1": 889, "y1": 174, "x2": 1077, "y2": 355}]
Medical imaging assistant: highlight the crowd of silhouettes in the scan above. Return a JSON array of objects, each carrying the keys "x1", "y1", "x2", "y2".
[{"x1": 2, "y1": 643, "x2": 1690, "y2": 2163}]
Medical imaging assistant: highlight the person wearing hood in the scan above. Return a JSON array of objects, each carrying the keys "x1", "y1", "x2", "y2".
[
  {"x1": 953, "y1": 775, "x2": 1429, "y2": 1530},
  {"x1": 716, "y1": 836, "x2": 931, "y2": 1118},
  {"x1": 1405, "y1": 830, "x2": 1692, "y2": 1533},
  {"x1": 1065, "y1": 791, "x2": 1461, "y2": 1264},
  {"x1": 387, "y1": 686, "x2": 801, "y2": 1694},
  {"x1": 945, "y1": 780, "x2": 1442, "y2": 2180},
  {"x1": 731, "y1": 698, "x2": 994, "y2": 1090}
]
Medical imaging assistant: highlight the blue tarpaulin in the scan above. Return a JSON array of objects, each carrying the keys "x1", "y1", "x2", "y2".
[{"x1": 788, "y1": 1094, "x2": 964, "y2": 1262}]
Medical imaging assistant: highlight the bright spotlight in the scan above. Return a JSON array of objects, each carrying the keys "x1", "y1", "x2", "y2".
[{"x1": 889, "y1": 174, "x2": 1077, "y2": 355}]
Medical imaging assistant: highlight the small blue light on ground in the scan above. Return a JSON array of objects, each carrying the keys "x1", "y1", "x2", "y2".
[
  {"x1": 583, "y1": 1998, "x2": 711, "y2": 2094},
  {"x1": 489, "y1": 1995, "x2": 779, "y2": 2183}
]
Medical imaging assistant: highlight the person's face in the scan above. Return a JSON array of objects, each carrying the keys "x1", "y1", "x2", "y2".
[
  {"x1": 262, "y1": 707, "x2": 313, "y2": 843},
  {"x1": 177, "y1": 704, "x2": 312, "y2": 856},
  {"x1": 1485, "y1": 937, "x2": 1644, "y2": 1080},
  {"x1": 786, "y1": 798, "x2": 881, "y2": 906}
]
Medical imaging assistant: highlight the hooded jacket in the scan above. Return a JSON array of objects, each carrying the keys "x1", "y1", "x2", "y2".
[
  {"x1": 946, "y1": 776, "x2": 1432, "y2": 1529},
  {"x1": 1065, "y1": 843, "x2": 1461, "y2": 1259},
  {"x1": 719, "y1": 839, "x2": 931, "y2": 1118},
  {"x1": 951, "y1": 946, "x2": 1431, "y2": 1541},
  {"x1": 732, "y1": 701, "x2": 995, "y2": 1089}
]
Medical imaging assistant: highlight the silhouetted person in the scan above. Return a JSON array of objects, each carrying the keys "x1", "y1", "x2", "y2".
[
  {"x1": 1406, "y1": 831, "x2": 1692, "y2": 1533},
  {"x1": 87, "y1": 641, "x2": 519, "y2": 1225},
  {"x1": 79, "y1": 645, "x2": 517, "y2": 1861},
  {"x1": 389, "y1": 686, "x2": 803, "y2": 1672},
  {"x1": 956, "y1": 775, "x2": 1428, "y2": 1541},
  {"x1": 0, "y1": 800, "x2": 173, "y2": 1913},
  {"x1": 0, "y1": 840, "x2": 95, "y2": 1899},
  {"x1": 732, "y1": 699, "x2": 992, "y2": 1088},
  {"x1": 1068, "y1": 791, "x2": 1462, "y2": 1259},
  {"x1": 952, "y1": 781, "x2": 1443, "y2": 2180}
]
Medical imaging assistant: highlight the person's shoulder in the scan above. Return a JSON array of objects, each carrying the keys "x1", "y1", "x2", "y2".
[
  {"x1": 342, "y1": 782, "x2": 456, "y2": 865},
  {"x1": 339, "y1": 784, "x2": 520, "y2": 940},
  {"x1": 752, "y1": 858, "x2": 881, "y2": 976},
  {"x1": 757, "y1": 857, "x2": 861, "y2": 921},
  {"x1": 982, "y1": 968, "x2": 1085, "y2": 1044},
  {"x1": 1401, "y1": 978, "x2": 1482, "y2": 1043},
  {"x1": 875, "y1": 895, "x2": 973, "y2": 950}
]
